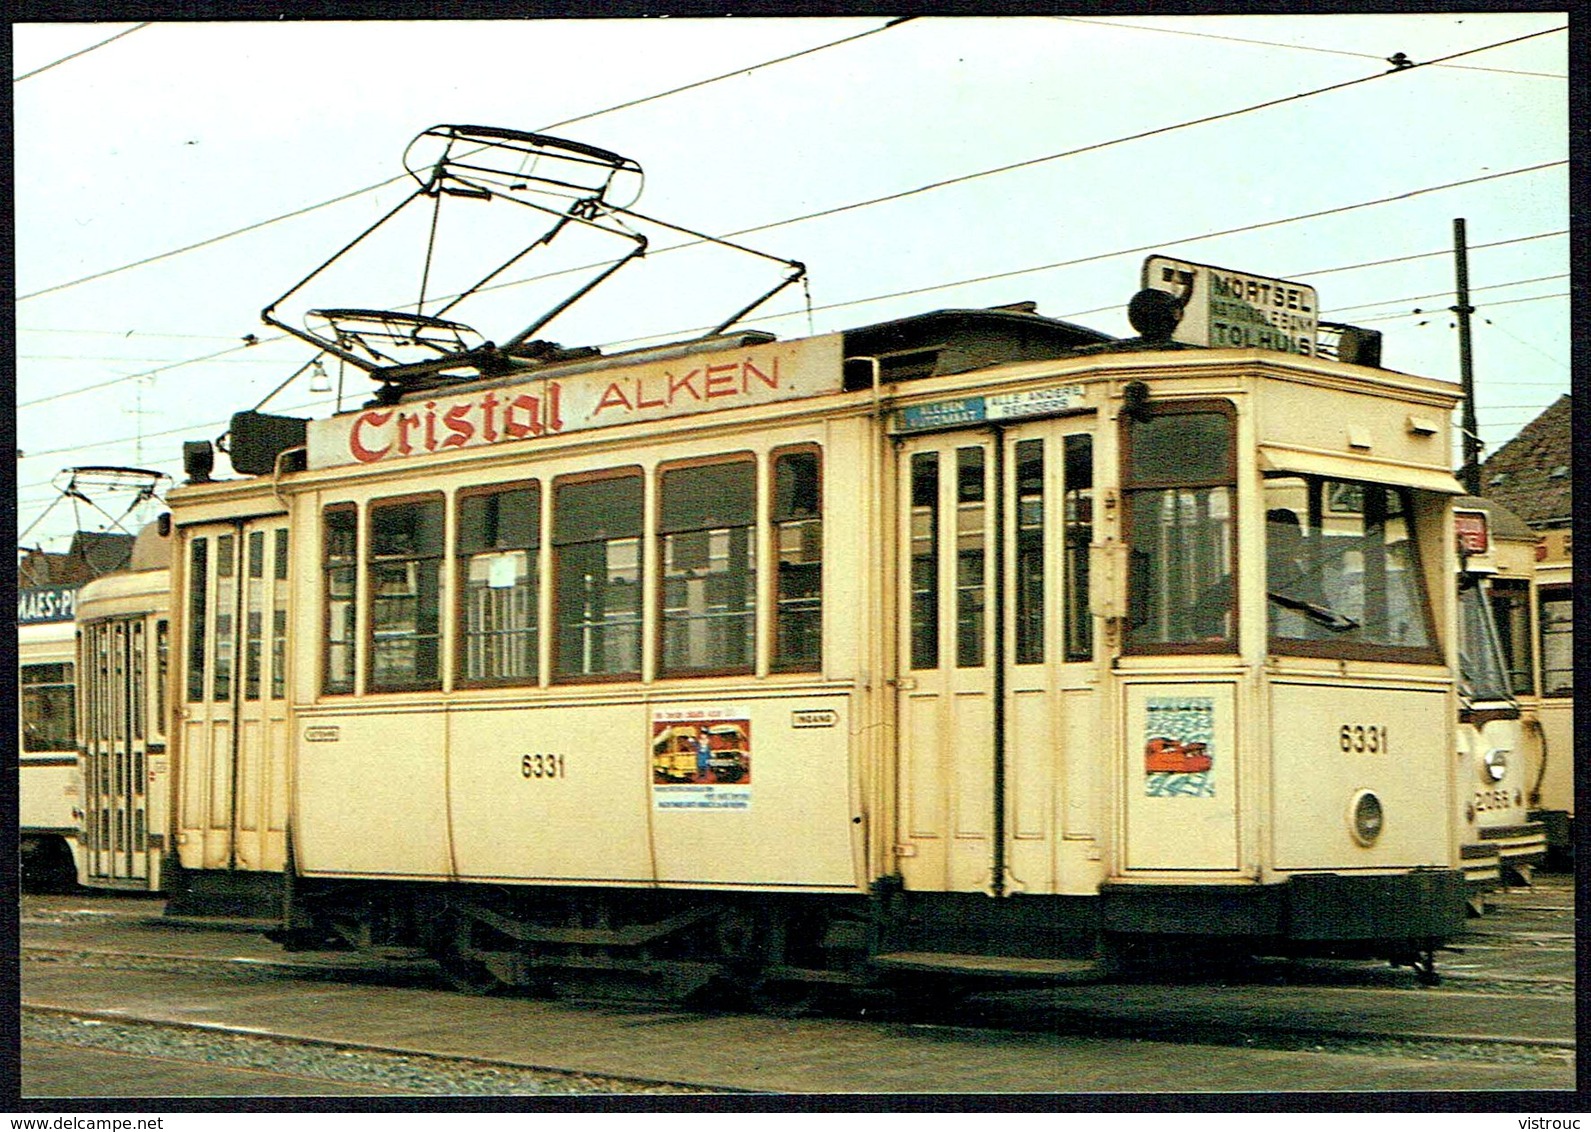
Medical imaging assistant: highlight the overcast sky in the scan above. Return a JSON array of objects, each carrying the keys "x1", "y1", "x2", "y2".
[{"x1": 14, "y1": 13, "x2": 1569, "y2": 550}]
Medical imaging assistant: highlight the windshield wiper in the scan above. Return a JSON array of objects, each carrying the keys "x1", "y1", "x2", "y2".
[{"x1": 1267, "y1": 591, "x2": 1360, "y2": 632}]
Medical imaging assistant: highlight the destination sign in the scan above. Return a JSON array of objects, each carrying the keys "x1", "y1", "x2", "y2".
[
  {"x1": 18, "y1": 585, "x2": 76, "y2": 625},
  {"x1": 307, "y1": 334, "x2": 844, "y2": 470},
  {"x1": 1142, "y1": 255, "x2": 1318, "y2": 357},
  {"x1": 892, "y1": 384, "x2": 1088, "y2": 435}
]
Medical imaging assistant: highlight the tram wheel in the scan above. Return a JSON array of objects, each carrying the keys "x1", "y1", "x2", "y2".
[{"x1": 434, "y1": 914, "x2": 508, "y2": 996}]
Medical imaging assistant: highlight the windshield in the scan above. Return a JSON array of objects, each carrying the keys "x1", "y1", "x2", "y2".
[
  {"x1": 1263, "y1": 476, "x2": 1438, "y2": 662},
  {"x1": 1458, "y1": 580, "x2": 1514, "y2": 704}
]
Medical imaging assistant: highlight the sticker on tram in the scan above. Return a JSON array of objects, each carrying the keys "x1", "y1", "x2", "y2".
[
  {"x1": 651, "y1": 708, "x2": 752, "y2": 811},
  {"x1": 1143, "y1": 696, "x2": 1217, "y2": 798}
]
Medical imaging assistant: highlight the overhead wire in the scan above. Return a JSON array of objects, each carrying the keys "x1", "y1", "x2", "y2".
[
  {"x1": 15, "y1": 24, "x2": 1567, "y2": 462},
  {"x1": 1054, "y1": 15, "x2": 1567, "y2": 80},
  {"x1": 426, "y1": 25, "x2": 1569, "y2": 311},
  {"x1": 14, "y1": 18, "x2": 913, "y2": 304},
  {"x1": 592, "y1": 159, "x2": 1565, "y2": 347},
  {"x1": 16, "y1": 21, "x2": 1563, "y2": 405},
  {"x1": 13, "y1": 23, "x2": 151, "y2": 82}
]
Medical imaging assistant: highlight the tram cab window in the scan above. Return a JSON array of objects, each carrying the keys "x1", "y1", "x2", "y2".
[
  {"x1": 554, "y1": 472, "x2": 644, "y2": 681},
  {"x1": 367, "y1": 496, "x2": 445, "y2": 692},
  {"x1": 772, "y1": 448, "x2": 823, "y2": 673},
  {"x1": 322, "y1": 506, "x2": 358, "y2": 695},
  {"x1": 1487, "y1": 578, "x2": 1534, "y2": 697},
  {"x1": 659, "y1": 459, "x2": 756, "y2": 677},
  {"x1": 1539, "y1": 586, "x2": 1573, "y2": 696},
  {"x1": 1458, "y1": 580, "x2": 1513, "y2": 703},
  {"x1": 457, "y1": 482, "x2": 541, "y2": 686},
  {"x1": 20, "y1": 662, "x2": 75, "y2": 753},
  {"x1": 1123, "y1": 404, "x2": 1236, "y2": 653},
  {"x1": 1262, "y1": 476, "x2": 1438, "y2": 662}
]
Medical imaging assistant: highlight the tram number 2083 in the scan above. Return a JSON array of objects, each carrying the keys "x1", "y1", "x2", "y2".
[
  {"x1": 1339, "y1": 724, "x2": 1388, "y2": 754},
  {"x1": 522, "y1": 753, "x2": 568, "y2": 779}
]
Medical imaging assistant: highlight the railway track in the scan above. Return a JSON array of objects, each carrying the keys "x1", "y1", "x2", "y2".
[{"x1": 22, "y1": 887, "x2": 1575, "y2": 1097}]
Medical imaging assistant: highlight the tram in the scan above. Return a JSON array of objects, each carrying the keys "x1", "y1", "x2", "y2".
[
  {"x1": 1483, "y1": 506, "x2": 1575, "y2": 867},
  {"x1": 1452, "y1": 498, "x2": 1547, "y2": 902},
  {"x1": 162, "y1": 277, "x2": 1477, "y2": 997},
  {"x1": 73, "y1": 520, "x2": 173, "y2": 892},
  {"x1": 72, "y1": 512, "x2": 289, "y2": 916},
  {"x1": 19, "y1": 602, "x2": 81, "y2": 890}
]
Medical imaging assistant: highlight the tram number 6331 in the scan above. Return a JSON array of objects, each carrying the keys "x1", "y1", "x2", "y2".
[
  {"x1": 522, "y1": 753, "x2": 567, "y2": 780},
  {"x1": 1339, "y1": 724, "x2": 1388, "y2": 754}
]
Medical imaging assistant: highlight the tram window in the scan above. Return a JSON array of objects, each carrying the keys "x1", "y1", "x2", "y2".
[
  {"x1": 910, "y1": 452, "x2": 940, "y2": 669},
  {"x1": 660, "y1": 459, "x2": 756, "y2": 677},
  {"x1": 1262, "y1": 476, "x2": 1438, "y2": 662},
  {"x1": 1123, "y1": 405, "x2": 1236, "y2": 653},
  {"x1": 1458, "y1": 581, "x2": 1513, "y2": 703},
  {"x1": 271, "y1": 530, "x2": 288, "y2": 700},
  {"x1": 1487, "y1": 578, "x2": 1535, "y2": 696},
  {"x1": 1539, "y1": 586, "x2": 1573, "y2": 697},
  {"x1": 772, "y1": 448, "x2": 822, "y2": 673},
  {"x1": 1063, "y1": 433, "x2": 1094, "y2": 662},
  {"x1": 245, "y1": 530, "x2": 265, "y2": 701},
  {"x1": 214, "y1": 534, "x2": 236, "y2": 703},
  {"x1": 186, "y1": 537, "x2": 209, "y2": 702},
  {"x1": 322, "y1": 506, "x2": 358, "y2": 695},
  {"x1": 956, "y1": 447, "x2": 987, "y2": 667},
  {"x1": 367, "y1": 496, "x2": 445, "y2": 692},
  {"x1": 458, "y1": 482, "x2": 541, "y2": 686},
  {"x1": 20, "y1": 662, "x2": 75, "y2": 753},
  {"x1": 554, "y1": 472, "x2": 644, "y2": 680},
  {"x1": 131, "y1": 621, "x2": 146, "y2": 741},
  {"x1": 1014, "y1": 440, "x2": 1044, "y2": 666},
  {"x1": 155, "y1": 620, "x2": 169, "y2": 737}
]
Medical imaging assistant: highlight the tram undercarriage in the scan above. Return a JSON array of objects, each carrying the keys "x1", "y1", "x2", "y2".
[{"x1": 273, "y1": 867, "x2": 1467, "y2": 1003}]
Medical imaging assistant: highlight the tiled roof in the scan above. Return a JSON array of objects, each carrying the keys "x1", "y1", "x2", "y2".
[{"x1": 1479, "y1": 395, "x2": 1572, "y2": 528}]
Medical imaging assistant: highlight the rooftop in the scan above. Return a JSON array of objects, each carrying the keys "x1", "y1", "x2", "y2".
[{"x1": 1479, "y1": 395, "x2": 1572, "y2": 528}]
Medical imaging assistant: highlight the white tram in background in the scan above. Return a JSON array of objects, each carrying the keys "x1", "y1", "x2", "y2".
[
  {"x1": 19, "y1": 594, "x2": 82, "y2": 890},
  {"x1": 143, "y1": 266, "x2": 1490, "y2": 996}
]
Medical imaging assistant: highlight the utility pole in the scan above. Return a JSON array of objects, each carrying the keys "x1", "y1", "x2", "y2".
[{"x1": 1452, "y1": 218, "x2": 1481, "y2": 495}]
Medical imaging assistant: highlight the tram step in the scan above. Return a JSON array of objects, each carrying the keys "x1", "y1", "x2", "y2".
[{"x1": 871, "y1": 951, "x2": 1106, "y2": 980}]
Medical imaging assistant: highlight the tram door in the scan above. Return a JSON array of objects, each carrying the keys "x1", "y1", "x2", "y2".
[
  {"x1": 177, "y1": 519, "x2": 291, "y2": 874},
  {"x1": 81, "y1": 617, "x2": 154, "y2": 884},
  {"x1": 894, "y1": 420, "x2": 1099, "y2": 895}
]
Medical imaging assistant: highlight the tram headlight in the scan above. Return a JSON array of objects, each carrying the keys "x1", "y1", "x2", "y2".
[
  {"x1": 1481, "y1": 747, "x2": 1510, "y2": 783},
  {"x1": 1349, "y1": 790, "x2": 1384, "y2": 847}
]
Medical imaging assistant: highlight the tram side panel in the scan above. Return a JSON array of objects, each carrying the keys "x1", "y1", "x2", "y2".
[{"x1": 288, "y1": 418, "x2": 868, "y2": 892}]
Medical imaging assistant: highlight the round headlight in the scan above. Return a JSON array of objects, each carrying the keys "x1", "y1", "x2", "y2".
[
  {"x1": 1481, "y1": 747, "x2": 1510, "y2": 783},
  {"x1": 1350, "y1": 790, "x2": 1384, "y2": 847}
]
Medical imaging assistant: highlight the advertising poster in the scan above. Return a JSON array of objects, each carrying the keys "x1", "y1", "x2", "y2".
[
  {"x1": 652, "y1": 707, "x2": 752, "y2": 811},
  {"x1": 1144, "y1": 695, "x2": 1217, "y2": 798}
]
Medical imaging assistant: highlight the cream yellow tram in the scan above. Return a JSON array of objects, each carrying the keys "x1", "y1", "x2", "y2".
[
  {"x1": 1484, "y1": 510, "x2": 1574, "y2": 867},
  {"x1": 71, "y1": 516, "x2": 288, "y2": 916},
  {"x1": 72, "y1": 527, "x2": 172, "y2": 891},
  {"x1": 160, "y1": 281, "x2": 1479, "y2": 996},
  {"x1": 1451, "y1": 498, "x2": 1548, "y2": 901}
]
